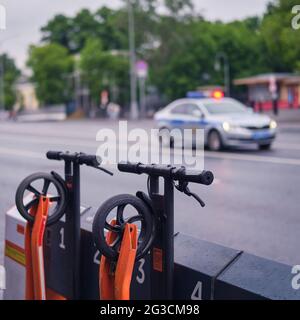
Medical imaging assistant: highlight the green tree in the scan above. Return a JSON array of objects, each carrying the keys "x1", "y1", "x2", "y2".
[
  {"x1": 41, "y1": 14, "x2": 73, "y2": 50},
  {"x1": 149, "y1": 17, "x2": 268, "y2": 100},
  {"x1": 80, "y1": 38, "x2": 129, "y2": 105},
  {"x1": 27, "y1": 43, "x2": 74, "y2": 105},
  {"x1": 0, "y1": 54, "x2": 20, "y2": 110},
  {"x1": 41, "y1": 8, "x2": 128, "y2": 53},
  {"x1": 69, "y1": 9, "x2": 100, "y2": 53},
  {"x1": 93, "y1": 7, "x2": 127, "y2": 51},
  {"x1": 164, "y1": 0, "x2": 194, "y2": 19},
  {"x1": 37, "y1": 1, "x2": 300, "y2": 105},
  {"x1": 41, "y1": 9, "x2": 100, "y2": 53},
  {"x1": 261, "y1": 0, "x2": 300, "y2": 71}
]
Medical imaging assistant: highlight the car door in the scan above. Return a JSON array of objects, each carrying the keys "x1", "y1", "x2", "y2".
[
  {"x1": 168, "y1": 102, "x2": 204, "y2": 131},
  {"x1": 167, "y1": 102, "x2": 206, "y2": 147}
]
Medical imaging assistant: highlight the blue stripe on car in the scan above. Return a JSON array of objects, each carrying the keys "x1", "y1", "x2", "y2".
[{"x1": 159, "y1": 119, "x2": 210, "y2": 126}]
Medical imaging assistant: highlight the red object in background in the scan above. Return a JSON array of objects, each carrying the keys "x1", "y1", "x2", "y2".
[
  {"x1": 211, "y1": 90, "x2": 224, "y2": 99},
  {"x1": 293, "y1": 88, "x2": 299, "y2": 108},
  {"x1": 254, "y1": 100, "x2": 291, "y2": 112},
  {"x1": 101, "y1": 90, "x2": 109, "y2": 105}
]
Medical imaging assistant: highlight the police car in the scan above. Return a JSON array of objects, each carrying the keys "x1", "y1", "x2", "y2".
[{"x1": 154, "y1": 93, "x2": 277, "y2": 151}]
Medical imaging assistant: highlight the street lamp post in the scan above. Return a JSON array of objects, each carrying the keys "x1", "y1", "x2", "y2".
[
  {"x1": 127, "y1": 0, "x2": 139, "y2": 120},
  {"x1": 215, "y1": 52, "x2": 230, "y2": 97},
  {"x1": 139, "y1": 77, "x2": 146, "y2": 118},
  {"x1": 136, "y1": 60, "x2": 148, "y2": 119},
  {"x1": 0, "y1": 56, "x2": 4, "y2": 110}
]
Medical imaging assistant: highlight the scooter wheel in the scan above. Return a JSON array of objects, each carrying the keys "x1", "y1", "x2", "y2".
[
  {"x1": 15, "y1": 172, "x2": 68, "y2": 226},
  {"x1": 92, "y1": 194, "x2": 155, "y2": 261}
]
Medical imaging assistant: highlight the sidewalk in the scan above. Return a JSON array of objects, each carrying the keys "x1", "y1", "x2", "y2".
[
  {"x1": 264, "y1": 108, "x2": 300, "y2": 124},
  {"x1": 15, "y1": 105, "x2": 66, "y2": 123}
]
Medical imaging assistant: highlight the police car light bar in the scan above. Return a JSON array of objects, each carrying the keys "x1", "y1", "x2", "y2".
[
  {"x1": 186, "y1": 91, "x2": 206, "y2": 98},
  {"x1": 187, "y1": 89, "x2": 224, "y2": 99},
  {"x1": 212, "y1": 90, "x2": 224, "y2": 99}
]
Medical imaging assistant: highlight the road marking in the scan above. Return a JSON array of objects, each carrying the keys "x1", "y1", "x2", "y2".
[
  {"x1": 0, "y1": 147, "x2": 44, "y2": 159},
  {"x1": 206, "y1": 151, "x2": 300, "y2": 166},
  {"x1": 1, "y1": 130, "x2": 300, "y2": 168},
  {"x1": 275, "y1": 142, "x2": 300, "y2": 150},
  {"x1": 0, "y1": 145, "x2": 300, "y2": 168},
  {"x1": 0, "y1": 134, "x2": 97, "y2": 148},
  {"x1": 1, "y1": 131, "x2": 300, "y2": 151},
  {"x1": 0, "y1": 146, "x2": 119, "y2": 170}
]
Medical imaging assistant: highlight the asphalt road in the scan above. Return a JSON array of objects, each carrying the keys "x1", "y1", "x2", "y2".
[{"x1": 0, "y1": 119, "x2": 299, "y2": 266}]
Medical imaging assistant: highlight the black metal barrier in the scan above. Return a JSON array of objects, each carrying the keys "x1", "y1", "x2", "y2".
[{"x1": 44, "y1": 207, "x2": 300, "y2": 300}]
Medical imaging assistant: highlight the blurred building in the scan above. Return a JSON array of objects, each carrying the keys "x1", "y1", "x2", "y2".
[
  {"x1": 14, "y1": 76, "x2": 39, "y2": 111},
  {"x1": 234, "y1": 73, "x2": 300, "y2": 111}
]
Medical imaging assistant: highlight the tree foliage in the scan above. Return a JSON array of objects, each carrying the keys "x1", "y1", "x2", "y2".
[
  {"x1": 41, "y1": 7, "x2": 127, "y2": 53},
  {"x1": 0, "y1": 54, "x2": 20, "y2": 110},
  {"x1": 27, "y1": 43, "x2": 74, "y2": 105},
  {"x1": 30, "y1": 0, "x2": 300, "y2": 105},
  {"x1": 261, "y1": 0, "x2": 300, "y2": 71},
  {"x1": 80, "y1": 38, "x2": 129, "y2": 105}
]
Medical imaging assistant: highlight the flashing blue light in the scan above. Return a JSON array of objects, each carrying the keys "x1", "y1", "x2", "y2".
[{"x1": 186, "y1": 91, "x2": 206, "y2": 98}]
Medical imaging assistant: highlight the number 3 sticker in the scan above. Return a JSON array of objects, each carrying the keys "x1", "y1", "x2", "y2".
[{"x1": 136, "y1": 259, "x2": 145, "y2": 284}]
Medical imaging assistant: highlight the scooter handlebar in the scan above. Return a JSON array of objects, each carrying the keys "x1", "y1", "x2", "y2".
[
  {"x1": 46, "y1": 151, "x2": 62, "y2": 161},
  {"x1": 46, "y1": 151, "x2": 102, "y2": 167},
  {"x1": 78, "y1": 154, "x2": 101, "y2": 167},
  {"x1": 118, "y1": 162, "x2": 214, "y2": 185},
  {"x1": 118, "y1": 162, "x2": 141, "y2": 174},
  {"x1": 177, "y1": 170, "x2": 214, "y2": 185}
]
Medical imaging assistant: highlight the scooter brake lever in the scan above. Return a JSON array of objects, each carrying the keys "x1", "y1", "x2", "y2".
[
  {"x1": 176, "y1": 181, "x2": 205, "y2": 207},
  {"x1": 187, "y1": 190, "x2": 206, "y2": 208},
  {"x1": 94, "y1": 166, "x2": 114, "y2": 176}
]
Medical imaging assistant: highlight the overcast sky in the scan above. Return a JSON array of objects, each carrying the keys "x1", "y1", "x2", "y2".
[{"x1": 0, "y1": 0, "x2": 270, "y2": 70}]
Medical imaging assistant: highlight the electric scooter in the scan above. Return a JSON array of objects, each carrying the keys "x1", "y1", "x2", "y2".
[
  {"x1": 92, "y1": 162, "x2": 214, "y2": 300},
  {"x1": 15, "y1": 151, "x2": 113, "y2": 300}
]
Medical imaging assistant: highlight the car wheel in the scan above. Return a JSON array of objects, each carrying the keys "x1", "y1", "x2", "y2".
[
  {"x1": 159, "y1": 128, "x2": 174, "y2": 148},
  {"x1": 259, "y1": 143, "x2": 272, "y2": 150},
  {"x1": 208, "y1": 130, "x2": 223, "y2": 151}
]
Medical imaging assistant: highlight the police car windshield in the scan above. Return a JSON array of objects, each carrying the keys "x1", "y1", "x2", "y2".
[{"x1": 203, "y1": 100, "x2": 248, "y2": 115}]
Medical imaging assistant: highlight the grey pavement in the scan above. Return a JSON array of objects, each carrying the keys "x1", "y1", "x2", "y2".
[{"x1": 265, "y1": 108, "x2": 300, "y2": 124}]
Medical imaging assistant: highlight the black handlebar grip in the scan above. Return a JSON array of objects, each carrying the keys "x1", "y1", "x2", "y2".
[
  {"x1": 118, "y1": 161, "x2": 141, "y2": 174},
  {"x1": 172, "y1": 168, "x2": 214, "y2": 185},
  {"x1": 78, "y1": 154, "x2": 102, "y2": 167},
  {"x1": 118, "y1": 162, "x2": 214, "y2": 185},
  {"x1": 46, "y1": 151, "x2": 62, "y2": 161},
  {"x1": 184, "y1": 170, "x2": 214, "y2": 185}
]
